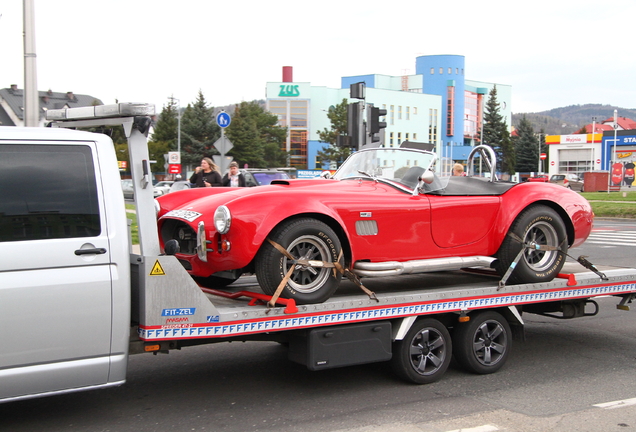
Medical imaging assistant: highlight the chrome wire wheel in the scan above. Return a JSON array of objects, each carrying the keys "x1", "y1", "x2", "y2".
[
  {"x1": 523, "y1": 220, "x2": 559, "y2": 272},
  {"x1": 283, "y1": 234, "x2": 332, "y2": 294}
]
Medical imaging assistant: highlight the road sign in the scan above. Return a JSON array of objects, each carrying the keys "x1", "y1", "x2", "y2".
[
  {"x1": 213, "y1": 136, "x2": 234, "y2": 154},
  {"x1": 213, "y1": 155, "x2": 234, "y2": 174},
  {"x1": 168, "y1": 152, "x2": 180, "y2": 164},
  {"x1": 597, "y1": 159, "x2": 601, "y2": 165},
  {"x1": 550, "y1": 161, "x2": 555, "y2": 166},
  {"x1": 216, "y1": 111, "x2": 231, "y2": 128},
  {"x1": 168, "y1": 164, "x2": 181, "y2": 174},
  {"x1": 540, "y1": 153, "x2": 547, "y2": 160}
]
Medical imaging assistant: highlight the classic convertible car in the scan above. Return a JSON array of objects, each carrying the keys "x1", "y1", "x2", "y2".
[{"x1": 156, "y1": 145, "x2": 593, "y2": 304}]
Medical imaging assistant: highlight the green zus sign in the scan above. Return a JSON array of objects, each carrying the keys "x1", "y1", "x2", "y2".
[{"x1": 279, "y1": 84, "x2": 300, "y2": 97}]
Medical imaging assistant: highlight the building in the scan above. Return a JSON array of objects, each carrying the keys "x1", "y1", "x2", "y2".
[
  {"x1": 265, "y1": 55, "x2": 512, "y2": 170},
  {"x1": 0, "y1": 85, "x2": 102, "y2": 127},
  {"x1": 546, "y1": 115, "x2": 636, "y2": 188}
]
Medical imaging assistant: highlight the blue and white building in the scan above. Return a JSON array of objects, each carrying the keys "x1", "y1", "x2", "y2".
[{"x1": 266, "y1": 55, "x2": 512, "y2": 170}]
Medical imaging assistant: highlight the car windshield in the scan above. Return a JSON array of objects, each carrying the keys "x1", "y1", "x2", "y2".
[
  {"x1": 252, "y1": 172, "x2": 290, "y2": 185},
  {"x1": 333, "y1": 147, "x2": 438, "y2": 189}
]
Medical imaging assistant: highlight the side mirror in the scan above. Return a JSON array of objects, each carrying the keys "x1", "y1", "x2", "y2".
[
  {"x1": 320, "y1": 171, "x2": 332, "y2": 179},
  {"x1": 420, "y1": 170, "x2": 435, "y2": 184}
]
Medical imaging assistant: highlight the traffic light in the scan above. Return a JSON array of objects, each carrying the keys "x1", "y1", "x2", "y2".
[
  {"x1": 368, "y1": 106, "x2": 387, "y2": 142},
  {"x1": 345, "y1": 102, "x2": 363, "y2": 148}
]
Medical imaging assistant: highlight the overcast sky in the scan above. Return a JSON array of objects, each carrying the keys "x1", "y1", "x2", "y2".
[{"x1": 1, "y1": 0, "x2": 635, "y2": 115}]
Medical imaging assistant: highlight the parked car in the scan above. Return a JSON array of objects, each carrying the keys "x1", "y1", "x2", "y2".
[
  {"x1": 242, "y1": 169, "x2": 290, "y2": 187},
  {"x1": 527, "y1": 174, "x2": 549, "y2": 182},
  {"x1": 121, "y1": 179, "x2": 134, "y2": 199},
  {"x1": 550, "y1": 173, "x2": 584, "y2": 192},
  {"x1": 169, "y1": 180, "x2": 193, "y2": 193},
  {"x1": 153, "y1": 181, "x2": 174, "y2": 197},
  {"x1": 156, "y1": 145, "x2": 593, "y2": 305}
]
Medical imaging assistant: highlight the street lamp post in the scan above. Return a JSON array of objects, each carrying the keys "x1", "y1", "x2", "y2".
[
  {"x1": 607, "y1": 110, "x2": 618, "y2": 193},
  {"x1": 591, "y1": 116, "x2": 596, "y2": 174}
]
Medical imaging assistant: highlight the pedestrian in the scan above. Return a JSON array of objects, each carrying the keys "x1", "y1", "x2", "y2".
[
  {"x1": 222, "y1": 161, "x2": 246, "y2": 187},
  {"x1": 190, "y1": 157, "x2": 222, "y2": 187},
  {"x1": 452, "y1": 163, "x2": 465, "y2": 176}
]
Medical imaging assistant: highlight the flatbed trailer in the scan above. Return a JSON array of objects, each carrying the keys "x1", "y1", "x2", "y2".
[{"x1": 131, "y1": 248, "x2": 636, "y2": 383}]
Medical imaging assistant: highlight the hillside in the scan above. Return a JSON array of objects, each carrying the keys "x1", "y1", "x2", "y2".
[{"x1": 512, "y1": 104, "x2": 636, "y2": 135}]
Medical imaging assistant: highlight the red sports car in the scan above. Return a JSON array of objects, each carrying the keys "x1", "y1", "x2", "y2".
[{"x1": 156, "y1": 146, "x2": 593, "y2": 304}]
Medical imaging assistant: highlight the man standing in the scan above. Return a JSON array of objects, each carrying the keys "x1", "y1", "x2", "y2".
[{"x1": 222, "y1": 161, "x2": 246, "y2": 187}]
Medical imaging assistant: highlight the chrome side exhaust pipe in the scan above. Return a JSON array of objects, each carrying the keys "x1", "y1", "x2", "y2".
[{"x1": 353, "y1": 256, "x2": 495, "y2": 277}]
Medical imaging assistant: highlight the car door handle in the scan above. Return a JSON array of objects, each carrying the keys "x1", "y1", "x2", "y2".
[{"x1": 74, "y1": 248, "x2": 107, "y2": 256}]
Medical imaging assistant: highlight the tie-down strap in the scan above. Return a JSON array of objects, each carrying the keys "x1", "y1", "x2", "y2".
[{"x1": 266, "y1": 238, "x2": 378, "y2": 308}]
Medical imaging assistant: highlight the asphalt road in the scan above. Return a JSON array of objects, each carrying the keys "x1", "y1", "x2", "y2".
[{"x1": 1, "y1": 220, "x2": 635, "y2": 432}]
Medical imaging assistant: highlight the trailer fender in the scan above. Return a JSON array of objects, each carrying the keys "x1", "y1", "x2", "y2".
[{"x1": 392, "y1": 316, "x2": 417, "y2": 341}]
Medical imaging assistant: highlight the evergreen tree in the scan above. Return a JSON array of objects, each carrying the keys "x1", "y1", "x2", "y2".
[
  {"x1": 180, "y1": 90, "x2": 220, "y2": 166},
  {"x1": 225, "y1": 101, "x2": 287, "y2": 168},
  {"x1": 514, "y1": 115, "x2": 539, "y2": 172},
  {"x1": 316, "y1": 99, "x2": 352, "y2": 168},
  {"x1": 483, "y1": 86, "x2": 515, "y2": 175},
  {"x1": 150, "y1": 96, "x2": 179, "y2": 150}
]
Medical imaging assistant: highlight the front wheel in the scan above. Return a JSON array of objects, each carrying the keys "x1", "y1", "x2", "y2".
[
  {"x1": 391, "y1": 318, "x2": 452, "y2": 384},
  {"x1": 255, "y1": 218, "x2": 342, "y2": 304},
  {"x1": 495, "y1": 205, "x2": 567, "y2": 285},
  {"x1": 453, "y1": 311, "x2": 511, "y2": 374}
]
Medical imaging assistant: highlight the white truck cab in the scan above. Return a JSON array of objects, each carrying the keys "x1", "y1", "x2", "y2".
[{"x1": 0, "y1": 126, "x2": 131, "y2": 400}]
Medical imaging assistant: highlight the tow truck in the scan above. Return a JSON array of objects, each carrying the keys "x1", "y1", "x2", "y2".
[{"x1": 1, "y1": 103, "x2": 635, "y2": 403}]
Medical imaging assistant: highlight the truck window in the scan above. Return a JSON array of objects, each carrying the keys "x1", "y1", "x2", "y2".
[{"x1": 0, "y1": 144, "x2": 101, "y2": 242}]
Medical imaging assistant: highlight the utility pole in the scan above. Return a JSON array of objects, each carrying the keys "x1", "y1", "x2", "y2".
[{"x1": 23, "y1": 0, "x2": 39, "y2": 127}]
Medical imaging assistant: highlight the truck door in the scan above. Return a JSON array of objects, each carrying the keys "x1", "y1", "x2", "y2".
[{"x1": 0, "y1": 140, "x2": 114, "y2": 400}]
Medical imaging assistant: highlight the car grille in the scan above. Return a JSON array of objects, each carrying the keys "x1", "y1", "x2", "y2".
[{"x1": 160, "y1": 219, "x2": 197, "y2": 255}]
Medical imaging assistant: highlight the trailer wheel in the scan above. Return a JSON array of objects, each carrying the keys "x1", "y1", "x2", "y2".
[
  {"x1": 255, "y1": 218, "x2": 342, "y2": 305},
  {"x1": 391, "y1": 318, "x2": 452, "y2": 384},
  {"x1": 496, "y1": 205, "x2": 567, "y2": 284},
  {"x1": 453, "y1": 311, "x2": 511, "y2": 374}
]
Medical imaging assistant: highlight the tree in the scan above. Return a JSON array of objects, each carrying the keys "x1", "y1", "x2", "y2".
[
  {"x1": 225, "y1": 101, "x2": 288, "y2": 168},
  {"x1": 180, "y1": 90, "x2": 220, "y2": 166},
  {"x1": 150, "y1": 96, "x2": 179, "y2": 150},
  {"x1": 482, "y1": 86, "x2": 515, "y2": 175},
  {"x1": 315, "y1": 99, "x2": 351, "y2": 168},
  {"x1": 514, "y1": 115, "x2": 539, "y2": 172}
]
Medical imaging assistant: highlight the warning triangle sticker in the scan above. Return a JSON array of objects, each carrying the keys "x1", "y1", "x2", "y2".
[{"x1": 150, "y1": 260, "x2": 166, "y2": 276}]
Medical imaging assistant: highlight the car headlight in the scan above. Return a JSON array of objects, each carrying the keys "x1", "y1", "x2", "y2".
[{"x1": 214, "y1": 205, "x2": 231, "y2": 234}]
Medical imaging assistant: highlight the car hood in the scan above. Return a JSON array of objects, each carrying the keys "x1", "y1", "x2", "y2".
[{"x1": 156, "y1": 178, "x2": 350, "y2": 217}]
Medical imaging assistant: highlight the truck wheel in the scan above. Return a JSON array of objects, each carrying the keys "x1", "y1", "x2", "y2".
[
  {"x1": 255, "y1": 218, "x2": 342, "y2": 304},
  {"x1": 453, "y1": 311, "x2": 511, "y2": 374},
  {"x1": 496, "y1": 205, "x2": 567, "y2": 284},
  {"x1": 391, "y1": 318, "x2": 452, "y2": 384}
]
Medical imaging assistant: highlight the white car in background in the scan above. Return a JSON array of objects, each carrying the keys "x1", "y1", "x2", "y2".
[{"x1": 153, "y1": 181, "x2": 174, "y2": 197}]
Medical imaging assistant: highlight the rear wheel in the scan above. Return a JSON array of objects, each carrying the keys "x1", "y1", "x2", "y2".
[
  {"x1": 495, "y1": 205, "x2": 567, "y2": 284},
  {"x1": 391, "y1": 318, "x2": 452, "y2": 384},
  {"x1": 453, "y1": 311, "x2": 511, "y2": 374},
  {"x1": 255, "y1": 218, "x2": 342, "y2": 304}
]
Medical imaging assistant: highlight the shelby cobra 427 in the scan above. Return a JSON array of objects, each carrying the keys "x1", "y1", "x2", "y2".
[{"x1": 156, "y1": 145, "x2": 593, "y2": 304}]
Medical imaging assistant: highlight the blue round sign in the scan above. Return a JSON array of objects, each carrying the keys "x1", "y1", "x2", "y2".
[{"x1": 216, "y1": 111, "x2": 231, "y2": 128}]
